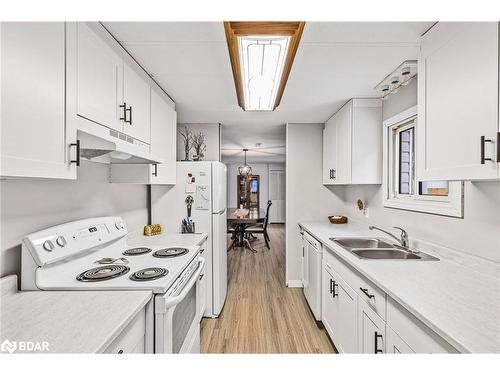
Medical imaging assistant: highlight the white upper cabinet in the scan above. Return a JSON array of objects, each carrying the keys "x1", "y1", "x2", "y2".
[
  {"x1": 417, "y1": 22, "x2": 499, "y2": 181},
  {"x1": 110, "y1": 89, "x2": 177, "y2": 185},
  {"x1": 323, "y1": 98, "x2": 382, "y2": 185},
  {"x1": 150, "y1": 89, "x2": 177, "y2": 184},
  {"x1": 123, "y1": 64, "x2": 152, "y2": 143},
  {"x1": 77, "y1": 23, "x2": 123, "y2": 132},
  {"x1": 322, "y1": 116, "x2": 337, "y2": 184},
  {"x1": 76, "y1": 23, "x2": 152, "y2": 145},
  {"x1": 1, "y1": 22, "x2": 77, "y2": 179}
]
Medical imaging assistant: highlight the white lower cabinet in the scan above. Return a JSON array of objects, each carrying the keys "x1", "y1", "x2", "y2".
[
  {"x1": 321, "y1": 247, "x2": 457, "y2": 353},
  {"x1": 358, "y1": 298, "x2": 385, "y2": 354},
  {"x1": 386, "y1": 325, "x2": 415, "y2": 354},
  {"x1": 103, "y1": 307, "x2": 146, "y2": 354},
  {"x1": 197, "y1": 260, "x2": 207, "y2": 322},
  {"x1": 322, "y1": 262, "x2": 358, "y2": 353},
  {"x1": 1, "y1": 22, "x2": 77, "y2": 179}
]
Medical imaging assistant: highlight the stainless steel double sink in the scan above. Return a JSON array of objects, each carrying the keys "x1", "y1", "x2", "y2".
[{"x1": 330, "y1": 237, "x2": 439, "y2": 261}]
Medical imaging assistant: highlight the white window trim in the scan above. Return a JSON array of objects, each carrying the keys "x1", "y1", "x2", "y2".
[{"x1": 383, "y1": 105, "x2": 464, "y2": 218}]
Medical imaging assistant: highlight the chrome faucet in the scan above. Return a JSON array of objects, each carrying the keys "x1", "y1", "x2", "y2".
[{"x1": 369, "y1": 226, "x2": 409, "y2": 248}]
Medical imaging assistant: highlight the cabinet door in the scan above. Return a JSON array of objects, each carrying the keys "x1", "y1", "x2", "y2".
[
  {"x1": 302, "y1": 238, "x2": 309, "y2": 288},
  {"x1": 123, "y1": 64, "x2": 151, "y2": 143},
  {"x1": 323, "y1": 263, "x2": 358, "y2": 353},
  {"x1": 77, "y1": 23, "x2": 123, "y2": 131},
  {"x1": 358, "y1": 299, "x2": 385, "y2": 354},
  {"x1": 197, "y1": 261, "x2": 207, "y2": 321},
  {"x1": 323, "y1": 118, "x2": 336, "y2": 184},
  {"x1": 418, "y1": 22, "x2": 499, "y2": 181},
  {"x1": 321, "y1": 263, "x2": 339, "y2": 343},
  {"x1": 386, "y1": 325, "x2": 415, "y2": 354},
  {"x1": 334, "y1": 101, "x2": 352, "y2": 184},
  {"x1": 1, "y1": 22, "x2": 76, "y2": 179},
  {"x1": 150, "y1": 89, "x2": 177, "y2": 184}
]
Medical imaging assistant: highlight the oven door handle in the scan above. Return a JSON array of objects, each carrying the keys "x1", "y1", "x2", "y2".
[{"x1": 156, "y1": 257, "x2": 205, "y2": 312}]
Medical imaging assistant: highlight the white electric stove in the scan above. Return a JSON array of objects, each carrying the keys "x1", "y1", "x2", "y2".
[{"x1": 21, "y1": 216, "x2": 205, "y2": 354}]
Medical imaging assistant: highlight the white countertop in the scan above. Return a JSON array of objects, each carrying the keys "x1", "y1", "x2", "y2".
[
  {"x1": 0, "y1": 275, "x2": 152, "y2": 353},
  {"x1": 127, "y1": 231, "x2": 208, "y2": 248},
  {"x1": 299, "y1": 219, "x2": 500, "y2": 353}
]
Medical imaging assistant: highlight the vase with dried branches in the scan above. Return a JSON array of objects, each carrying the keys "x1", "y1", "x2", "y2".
[
  {"x1": 192, "y1": 132, "x2": 207, "y2": 161},
  {"x1": 178, "y1": 126, "x2": 193, "y2": 161}
]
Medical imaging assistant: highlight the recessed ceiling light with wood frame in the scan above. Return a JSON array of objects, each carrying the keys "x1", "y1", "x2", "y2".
[{"x1": 224, "y1": 21, "x2": 305, "y2": 112}]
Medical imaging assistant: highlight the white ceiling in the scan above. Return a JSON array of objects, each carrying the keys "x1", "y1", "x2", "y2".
[{"x1": 104, "y1": 22, "x2": 433, "y2": 163}]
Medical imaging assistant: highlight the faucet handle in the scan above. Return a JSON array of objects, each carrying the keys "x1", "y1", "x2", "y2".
[{"x1": 393, "y1": 227, "x2": 409, "y2": 246}]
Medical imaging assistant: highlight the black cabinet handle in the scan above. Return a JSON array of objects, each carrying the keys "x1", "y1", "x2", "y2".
[
  {"x1": 126, "y1": 106, "x2": 133, "y2": 125},
  {"x1": 374, "y1": 332, "x2": 383, "y2": 354},
  {"x1": 70, "y1": 140, "x2": 80, "y2": 167},
  {"x1": 200, "y1": 248, "x2": 205, "y2": 254},
  {"x1": 481, "y1": 136, "x2": 492, "y2": 164},
  {"x1": 152, "y1": 164, "x2": 158, "y2": 176},
  {"x1": 117, "y1": 349, "x2": 123, "y2": 354},
  {"x1": 329, "y1": 279, "x2": 334, "y2": 294},
  {"x1": 497, "y1": 132, "x2": 500, "y2": 162},
  {"x1": 119, "y1": 103, "x2": 127, "y2": 121},
  {"x1": 199, "y1": 274, "x2": 204, "y2": 280},
  {"x1": 333, "y1": 169, "x2": 336, "y2": 179},
  {"x1": 360, "y1": 287, "x2": 375, "y2": 299},
  {"x1": 332, "y1": 280, "x2": 338, "y2": 298}
]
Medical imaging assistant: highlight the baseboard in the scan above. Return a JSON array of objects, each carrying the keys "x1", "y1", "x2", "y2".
[{"x1": 287, "y1": 279, "x2": 303, "y2": 288}]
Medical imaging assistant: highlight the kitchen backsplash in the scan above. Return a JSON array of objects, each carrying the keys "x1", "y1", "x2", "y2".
[{"x1": 0, "y1": 161, "x2": 148, "y2": 278}]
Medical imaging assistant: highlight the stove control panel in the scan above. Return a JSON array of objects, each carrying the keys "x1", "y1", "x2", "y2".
[{"x1": 23, "y1": 216, "x2": 128, "y2": 267}]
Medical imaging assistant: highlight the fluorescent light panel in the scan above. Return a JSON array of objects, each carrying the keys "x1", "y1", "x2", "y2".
[{"x1": 238, "y1": 35, "x2": 290, "y2": 111}]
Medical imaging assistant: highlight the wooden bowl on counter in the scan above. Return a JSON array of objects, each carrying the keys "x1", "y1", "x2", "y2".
[{"x1": 328, "y1": 215, "x2": 348, "y2": 224}]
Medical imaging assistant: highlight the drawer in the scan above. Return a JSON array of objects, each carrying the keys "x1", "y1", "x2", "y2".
[
  {"x1": 386, "y1": 296, "x2": 458, "y2": 353},
  {"x1": 323, "y1": 246, "x2": 386, "y2": 319},
  {"x1": 104, "y1": 308, "x2": 146, "y2": 354}
]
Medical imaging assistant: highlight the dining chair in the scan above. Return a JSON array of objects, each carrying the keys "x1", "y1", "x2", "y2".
[{"x1": 245, "y1": 200, "x2": 272, "y2": 249}]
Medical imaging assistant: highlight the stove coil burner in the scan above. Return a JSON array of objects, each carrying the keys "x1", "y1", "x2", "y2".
[
  {"x1": 152, "y1": 247, "x2": 189, "y2": 258},
  {"x1": 130, "y1": 267, "x2": 168, "y2": 281},
  {"x1": 76, "y1": 265, "x2": 130, "y2": 282},
  {"x1": 122, "y1": 247, "x2": 152, "y2": 256}
]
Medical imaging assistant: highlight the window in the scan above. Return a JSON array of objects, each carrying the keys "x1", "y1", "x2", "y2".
[{"x1": 383, "y1": 106, "x2": 463, "y2": 217}]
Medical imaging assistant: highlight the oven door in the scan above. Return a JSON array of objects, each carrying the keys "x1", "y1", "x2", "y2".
[{"x1": 154, "y1": 257, "x2": 204, "y2": 353}]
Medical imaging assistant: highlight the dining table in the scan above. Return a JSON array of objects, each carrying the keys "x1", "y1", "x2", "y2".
[{"x1": 227, "y1": 207, "x2": 266, "y2": 252}]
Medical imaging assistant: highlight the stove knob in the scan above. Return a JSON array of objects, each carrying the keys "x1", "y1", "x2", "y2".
[
  {"x1": 43, "y1": 240, "x2": 55, "y2": 252},
  {"x1": 56, "y1": 236, "x2": 67, "y2": 247}
]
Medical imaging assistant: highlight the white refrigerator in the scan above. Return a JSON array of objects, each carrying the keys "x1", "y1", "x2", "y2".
[{"x1": 152, "y1": 161, "x2": 227, "y2": 317}]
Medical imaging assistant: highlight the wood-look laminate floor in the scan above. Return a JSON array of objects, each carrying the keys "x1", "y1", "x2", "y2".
[{"x1": 201, "y1": 224, "x2": 336, "y2": 354}]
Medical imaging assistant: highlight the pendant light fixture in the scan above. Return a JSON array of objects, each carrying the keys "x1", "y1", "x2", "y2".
[{"x1": 238, "y1": 149, "x2": 253, "y2": 177}]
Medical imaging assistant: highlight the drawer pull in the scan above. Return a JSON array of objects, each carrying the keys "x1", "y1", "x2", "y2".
[
  {"x1": 374, "y1": 332, "x2": 383, "y2": 354},
  {"x1": 329, "y1": 279, "x2": 334, "y2": 294},
  {"x1": 117, "y1": 349, "x2": 123, "y2": 354},
  {"x1": 360, "y1": 287, "x2": 375, "y2": 299}
]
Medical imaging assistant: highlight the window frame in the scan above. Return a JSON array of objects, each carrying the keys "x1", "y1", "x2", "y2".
[{"x1": 383, "y1": 105, "x2": 464, "y2": 218}]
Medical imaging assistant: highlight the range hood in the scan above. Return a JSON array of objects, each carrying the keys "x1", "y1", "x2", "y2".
[{"x1": 77, "y1": 130, "x2": 163, "y2": 165}]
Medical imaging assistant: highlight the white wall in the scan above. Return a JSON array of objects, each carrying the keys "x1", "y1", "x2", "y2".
[
  {"x1": 177, "y1": 123, "x2": 220, "y2": 161},
  {"x1": 0, "y1": 161, "x2": 148, "y2": 278},
  {"x1": 336, "y1": 80, "x2": 500, "y2": 263},
  {"x1": 285, "y1": 123, "x2": 344, "y2": 285}
]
